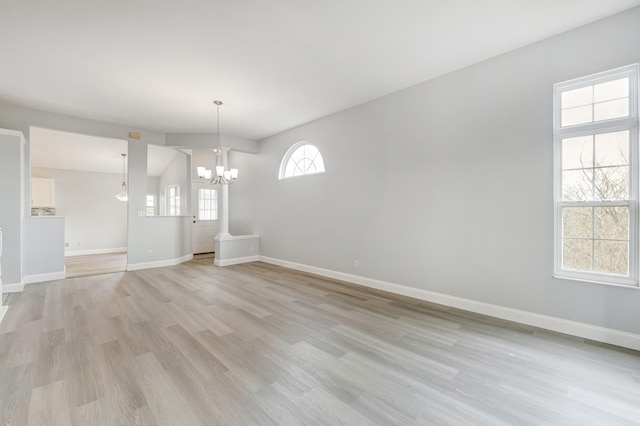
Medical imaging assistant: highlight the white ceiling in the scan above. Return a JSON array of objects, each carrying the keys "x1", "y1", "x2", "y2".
[
  {"x1": 30, "y1": 127, "x2": 128, "y2": 174},
  {"x1": 2, "y1": 1, "x2": 640, "y2": 140},
  {"x1": 30, "y1": 127, "x2": 177, "y2": 176}
]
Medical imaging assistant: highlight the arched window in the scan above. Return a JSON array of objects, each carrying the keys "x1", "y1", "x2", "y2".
[{"x1": 279, "y1": 142, "x2": 325, "y2": 179}]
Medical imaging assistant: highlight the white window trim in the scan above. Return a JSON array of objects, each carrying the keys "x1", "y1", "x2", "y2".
[
  {"x1": 197, "y1": 188, "x2": 218, "y2": 221},
  {"x1": 553, "y1": 64, "x2": 639, "y2": 287},
  {"x1": 146, "y1": 194, "x2": 156, "y2": 216},
  {"x1": 166, "y1": 185, "x2": 181, "y2": 216},
  {"x1": 278, "y1": 141, "x2": 325, "y2": 180}
]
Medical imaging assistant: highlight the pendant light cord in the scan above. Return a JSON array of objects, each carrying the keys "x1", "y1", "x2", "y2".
[{"x1": 122, "y1": 154, "x2": 126, "y2": 183}]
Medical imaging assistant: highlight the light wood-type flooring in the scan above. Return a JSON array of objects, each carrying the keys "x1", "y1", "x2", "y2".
[
  {"x1": 1, "y1": 259, "x2": 639, "y2": 425},
  {"x1": 64, "y1": 252, "x2": 127, "y2": 278}
]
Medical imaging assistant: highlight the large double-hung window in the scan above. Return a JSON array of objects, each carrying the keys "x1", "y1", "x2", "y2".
[{"x1": 554, "y1": 64, "x2": 639, "y2": 286}]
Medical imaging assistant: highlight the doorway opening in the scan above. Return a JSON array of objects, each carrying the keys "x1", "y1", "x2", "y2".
[{"x1": 29, "y1": 127, "x2": 128, "y2": 278}]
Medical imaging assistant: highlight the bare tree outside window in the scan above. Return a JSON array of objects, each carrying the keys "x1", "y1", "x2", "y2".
[
  {"x1": 554, "y1": 65, "x2": 638, "y2": 285},
  {"x1": 561, "y1": 131, "x2": 630, "y2": 275}
]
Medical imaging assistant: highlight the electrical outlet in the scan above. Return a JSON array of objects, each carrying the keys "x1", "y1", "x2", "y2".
[
  {"x1": 353, "y1": 260, "x2": 359, "y2": 269},
  {"x1": 147, "y1": 250, "x2": 153, "y2": 257}
]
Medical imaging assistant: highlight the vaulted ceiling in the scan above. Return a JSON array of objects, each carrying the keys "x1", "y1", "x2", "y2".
[{"x1": 2, "y1": 1, "x2": 640, "y2": 140}]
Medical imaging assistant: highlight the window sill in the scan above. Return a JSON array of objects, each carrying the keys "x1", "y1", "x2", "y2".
[{"x1": 553, "y1": 274, "x2": 640, "y2": 289}]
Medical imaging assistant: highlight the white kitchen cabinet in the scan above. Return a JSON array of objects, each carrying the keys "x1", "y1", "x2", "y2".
[{"x1": 31, "y1": 177, "x2": 55, "y2": 208}]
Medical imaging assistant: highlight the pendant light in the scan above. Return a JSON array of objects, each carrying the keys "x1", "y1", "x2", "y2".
[
  {"x1": 199, "y1": 100, "x2": 238, "y2": 185},
  {"x1": 115, "y1": 153, "x2": 128, "y2": 202}
]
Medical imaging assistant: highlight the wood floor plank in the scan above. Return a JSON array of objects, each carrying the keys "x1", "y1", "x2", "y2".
[
  {"x1": 131, "y1": 351, "x2": 200, "y2": 425},
  {"x1": 161, "y1": 323, "x2": 228, "y2": 380},
  {"x1": 112, "y1": 405, "x2": 158, "y2": 426},
  {"x1": 96, "y1": 340, "x2": 148, "y2": 418},
  {"x1": 3, "y1": 320, "x2": 43, "y2": 369},
  {"x1": 27, "y1": 379, "x2": 72, "y2": 426},
  {"x1": 1, "y1": 259, "x2": 639, "y2": 424},
  {"x1": 64, "y1": 252, "x2": 127, "y2": 278},
  {"x1": 32, "y1": 328, "x2": 67, "y2": 389},
  {"x1": 0, "y1": 363, "x2": 36, "y2": 425}
]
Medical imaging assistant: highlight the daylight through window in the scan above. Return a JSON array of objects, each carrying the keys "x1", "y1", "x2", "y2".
[
  {"x1": 146, "y1": 194, "x2": 156, "y2": 216},
  {"x1": 554, "y1": 64, "x2": 639, "y2": 286},
  {"x1": 198, "y1": 188, "x2": 218, "y2": 221},
  {"x1": 166, "y1": 185, "x2": 180, "y2": 216},
  {"x1": 279, "y1": 142, "x2": 325, "y2": 179}
]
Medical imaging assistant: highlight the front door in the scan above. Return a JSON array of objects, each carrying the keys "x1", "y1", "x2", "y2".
[{"x1": 191, "y1": 183, "x2": 219, "y2": 254}]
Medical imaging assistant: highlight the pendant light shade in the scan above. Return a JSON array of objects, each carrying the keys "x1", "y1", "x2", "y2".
[{"x1": 115, "y1": 153, "x2": 128, "y2": 202}]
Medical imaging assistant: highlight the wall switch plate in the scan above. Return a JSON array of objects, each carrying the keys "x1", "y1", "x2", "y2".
[
  {"x1": 147, "y1": 250, "x2": 152, "y2": 257},
  {"x1": 353, "y1": 260, "x2": 359, "y2": 269},
  {"x1": 138, "y1": 211, "x2": 145, "y2": 217}
]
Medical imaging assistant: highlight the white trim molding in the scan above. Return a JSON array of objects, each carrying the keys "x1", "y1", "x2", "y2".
[
  {"x1": 23, "y1": 271, "x2": 65, "y2": 284},
  {"x1": 127, "y1": 254, "x2": 193, "y2": 271},
  {"x1": 3, "y1": 281, "x2": 25, "y2": 293},
  {"x1": 222, "y1": 234, "x2": 259, "y2": 240},
  {"x1": 258, "y1": 256, "x2": 640, "y2": 351},
  {"x1": 65, "y1": 247, "x2": 127, "y2": 257},
  {"x1": 0, "y1": 306, "x2": 6, "y2": 324},
  {"x1": 215, "y1": 255, "x2": 259, "y2": 267},
  {"x1": 215, "y1": 234, "x2": 260, "y2": 267}
]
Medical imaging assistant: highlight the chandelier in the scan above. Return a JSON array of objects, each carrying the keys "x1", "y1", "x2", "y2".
[{"x1": 196, "y1": 100, "x2": 238, "y2": 185}]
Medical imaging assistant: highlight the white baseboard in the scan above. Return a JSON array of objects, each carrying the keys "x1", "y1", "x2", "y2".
[
  {"x1": 0, "y1": 306, "x2": 7, "y2": 324},
  {"x1": 258, "y1": 256, "x2": 640, "y2": 351},
  {"x1": 127, "y1": 254, "x2": 193, "y2": 271},
  {"x1": 23, "y1": 271, "x2": 66, "y2": 284},
  {"x1": 3, "y1": 282, "x2": 25, "y2": 293},
  {"x1": 65, "y1": 247, "x2": 127, "y2": 257},
  {"x1": 215, "y1": 255, "x2": 260, "y2": 267}
]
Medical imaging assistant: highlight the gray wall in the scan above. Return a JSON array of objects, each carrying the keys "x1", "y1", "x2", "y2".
[
  {"x1": 31, "y1": 167, "x2": 128, "y2": 253},
  {"x1": 0, "y1": 131, "x2": 24, "y2": 285},
  {"x1": 191, "y1": 149, "x2": 217, "y2": 181},
  {"x1": 0, "y1": 103, "x2": 193, "y2": 272},
  {"x1": 127, "y1": 140, "x2": 192, "y2": 265},
  {"x1": 231, "y1": 7, "x2": 640, "y2": 335},
  {"x1": 24, "y1": 217, "x2": 64, "y2": 276},
  {"x1": 0, "y1": 100, "x2": 253, "y2": 275},
  {"x1": 157, "y1": 151, "x2": 190, "y2": 216}
]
